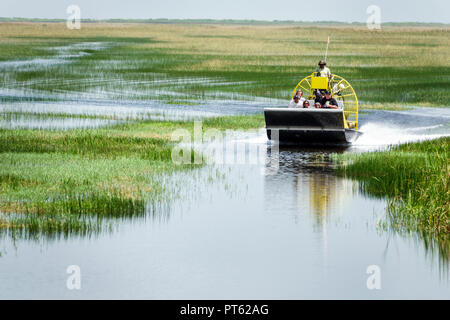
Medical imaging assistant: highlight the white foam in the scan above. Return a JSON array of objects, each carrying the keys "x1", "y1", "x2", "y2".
[{"x1": 355, "y1": 122, "x2": 449, "y2": 149}]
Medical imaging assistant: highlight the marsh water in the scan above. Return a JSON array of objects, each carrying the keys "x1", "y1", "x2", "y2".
[{"x1": 0, "y1": 99, "x2": 449, "y2": 299}]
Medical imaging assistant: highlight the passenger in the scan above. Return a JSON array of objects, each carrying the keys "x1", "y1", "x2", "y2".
[
  {"x1": 288, "y1": 95, "x2": 303, "y2": 108},
  {"x1": 288, "y1": 91, "x2": 305, "y2": 108},
  {"x1": 295, "y1": 90, "x2": 306, "y2": 103},
  {"x1": 315, "y1": 60, "x2": 331, "y2": 78},
  {"x1": 319, "y1": 91, "x2": 339, "y2": 109},
  {"x1": 314, "y1": 90, "x2": 324, "y2": 104},
  {"x1": 314, "y1": 102, "x2": 322, "y2": 108},
  {"x1": 302, "y1": 100, "x2": 310, "y2": 108}
]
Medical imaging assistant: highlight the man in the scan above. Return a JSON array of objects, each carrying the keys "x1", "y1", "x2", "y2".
[
  {"x1": 315, "y1": 60, "x2": 331, "y2": 78},
  {"x1": 314, "y1": 90, "x2": 324, "y2": 104},
  {"x1": 288, "y1": 95, "x2": 304, "y2": 108},
  {"x1": 314, "y1": 61, "x2": 332, "y2": 102},
  {"x1": 288, "y1": 91, "x2": 305, "y2": 108},
  {"x1": 319, "y1": 91, "x2": 339, "y2": 109}
]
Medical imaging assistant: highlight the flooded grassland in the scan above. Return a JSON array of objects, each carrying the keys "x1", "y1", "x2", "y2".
[{"x1": 0, "y1": 22, "x2": 449, "y2": 299}]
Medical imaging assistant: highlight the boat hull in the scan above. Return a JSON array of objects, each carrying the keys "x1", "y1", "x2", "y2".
[{"x1": 264, "y1": 108, "x2": 361, "y2": 145}]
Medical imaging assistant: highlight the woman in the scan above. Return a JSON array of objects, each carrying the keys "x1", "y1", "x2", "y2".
[{"x1": 302, "y1": 100, "x2": 310, "y2": 108}]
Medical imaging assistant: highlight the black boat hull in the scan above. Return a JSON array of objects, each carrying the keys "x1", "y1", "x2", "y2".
[{"x1": 264, "y1": 108, "x2": 361, "y2": 145}]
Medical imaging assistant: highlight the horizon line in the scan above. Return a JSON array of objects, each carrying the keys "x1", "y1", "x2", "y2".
[{"x1": 0, "y1": 17, "x2": 449, "y2": 26}]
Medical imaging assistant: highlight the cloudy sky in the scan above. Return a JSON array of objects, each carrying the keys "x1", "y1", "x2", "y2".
[{"x1": 0, "y1": 0, "x2": 448, "y2": 23}]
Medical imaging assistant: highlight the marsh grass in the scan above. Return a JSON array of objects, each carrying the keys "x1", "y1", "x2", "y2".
[
  {"x1": 0, "y1": 129, "x2": 174, "y2": 160},
  {"x1": 0, "y1": 23, "x2": 448, "y2": 107},
  {"x1": 0, "y1": 126, "x2": 178, "y2": 238},
  {"x1": 0, "y1": 115, "x2": 264, "y2": 238},
  {"x1": 105, "y1": 114, "x2": 265, "y2": 139},
  {"x1": 0, "y1": 151, "x2": 170, "y2": 236},
  {"x1": 334, "y1": 137, "x2": 449, "y2": 261}
]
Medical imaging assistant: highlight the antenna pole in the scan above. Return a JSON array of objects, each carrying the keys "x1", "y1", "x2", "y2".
[{"x1": 324, "y1": 36, "x2": 330, "y2": 62}]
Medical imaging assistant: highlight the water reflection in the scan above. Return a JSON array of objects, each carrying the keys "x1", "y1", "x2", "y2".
[
  {"x1": 299, "y1": 170, "x2": 344, "y2": 229},
  {"x1": 265, "y1": 146, "x2": 350, "y2": 226},
  {"x1": 264, "y1": 144, "x2": 449, "y2": 276},
  {"x1": 264, "y1": 147, "x2": 353, "y2": 276},
  {"x1": 0, "y1": 195, "x2": 173, "y2": 243}
]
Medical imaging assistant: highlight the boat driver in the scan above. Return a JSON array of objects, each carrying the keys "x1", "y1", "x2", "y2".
[
  {"x1": 314, "y1": 61, "x2": 333, "y2": 102},
  {"x1": 315, "y1": 60, "x2": 331, "y2": 78}
]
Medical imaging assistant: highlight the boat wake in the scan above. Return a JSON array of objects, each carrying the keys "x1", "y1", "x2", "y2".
[{"x1": 355, "y1": 123, "x2": 448, "y2": 149}]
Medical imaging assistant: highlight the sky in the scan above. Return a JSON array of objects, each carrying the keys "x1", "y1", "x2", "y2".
[{"x1": 0, "y1": 0, "x2": 448, "y2": 23}]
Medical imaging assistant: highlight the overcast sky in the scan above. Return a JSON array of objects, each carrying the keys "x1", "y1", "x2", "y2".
[{"x1": 0, "y1": 0, "x2": 448, "y2": 23}]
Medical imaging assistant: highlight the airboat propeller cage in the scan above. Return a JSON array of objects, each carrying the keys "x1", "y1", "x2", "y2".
[{"x1": 265, "y1": 73, "x2": 361, "y2": 144}]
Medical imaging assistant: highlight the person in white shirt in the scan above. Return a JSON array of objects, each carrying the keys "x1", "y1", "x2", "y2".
[
  {"x1": 288, "y1": 91, "x2": 305, "y2": 108},
  {"x1": 288, "y1": 94, "x2": 304, "y2": 108}
]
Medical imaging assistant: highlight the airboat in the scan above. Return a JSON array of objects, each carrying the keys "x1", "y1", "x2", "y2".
[{"x1": 264, "y1": 73, "x2": 361, "y2": 145}]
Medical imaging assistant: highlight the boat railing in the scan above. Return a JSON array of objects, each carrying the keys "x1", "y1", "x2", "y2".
[{"x1": 291, "y1": 73, "x2": 359, "y2": 130}]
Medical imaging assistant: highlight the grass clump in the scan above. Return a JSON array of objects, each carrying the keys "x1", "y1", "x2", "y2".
[
  {"x1": 0, "y1": 115, "x2": 264, "y2": 238},
  {"x1": 0, "y1": 129, "x2": 174, "y2": 161},
  {"x1": 0, "y1": 152, "x2": 168, "y2": 238},
  {"x1": 106, "y1": 114, "x2": 265, "y2": 139},
  {"x1": 0, "y1": 125, "x2": 180, "y2": 238},
  {"x1": 334, "y1": 137, "x2": 449, "y2": 236}
]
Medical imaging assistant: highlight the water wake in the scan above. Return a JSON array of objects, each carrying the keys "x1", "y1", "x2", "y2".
[{"x1": 355, "y1": 123, "x2": 448, "y2": 148}]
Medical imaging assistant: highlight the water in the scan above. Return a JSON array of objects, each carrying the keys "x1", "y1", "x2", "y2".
[
  {"x1": 0, "y1": 99, "x2": 261, "y2": 130},
  {"x1": 0, "y1": 104, "x2": 449, "y2": 299},
  {"x1": 355, "y1": 108, "x2": 450, "y2": 149},
  {"x1": 0, "y1": 99, "x2": 264, "y2": 127},
  {"x1": 0, "y1": 42, "x2": 107, "y2": 71},
  {"x1": 0, "y1": 40, "x2": 284, "y2": 105},
  {"x1": 0, "y1": 113, "x2": 118, "y2": 130}
]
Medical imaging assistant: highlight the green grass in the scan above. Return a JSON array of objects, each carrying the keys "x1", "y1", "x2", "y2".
[
  {"x1": 111, "y1": 114, "x2": 265, "y2": 136},
  {"x1": 0, "y1": 23, "x2": 448, "y2": 107},
  {"x1": 0, "y1": 115, "x2": 264, "y2": 238},
  {"x1": 334, "y1": 137, "x2": 449, "y2": 238},
  {"x1": 0, "y1": 152, "x2": 164, "y2": 238},
  {"x1": 0, "y1": 129, "x2": 173, "y2": 160}
]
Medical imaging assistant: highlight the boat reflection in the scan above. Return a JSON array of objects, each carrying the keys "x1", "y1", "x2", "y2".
[
  {"x1": 264, "y1": 146, "x2": 351, "y2": 226},
  {"x1": 263, "y1": 144, "x2": 449, "y2": 275},
  {"x1": 263, "y1": 146, "x2": 352, "y2": 278}
]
